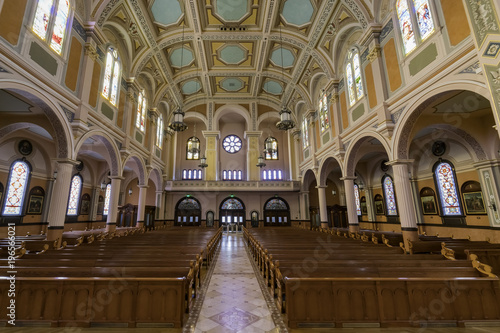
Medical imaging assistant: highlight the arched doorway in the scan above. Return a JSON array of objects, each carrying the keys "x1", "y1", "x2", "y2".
[
  {"x1": 219, "y1": 197, "x2": 245, "y2": 232},
  {"x1": 263, "y1": 197, "x2": 290, "y2": 226},
  {"x1": 175, "y1": 196, "x2": 201, "y2": 226}
]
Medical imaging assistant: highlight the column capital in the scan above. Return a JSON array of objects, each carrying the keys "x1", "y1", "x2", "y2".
[
  {"x1": 52, "y1": 158, "x2": 80, "y2": 166},
  {"x1": 138, "y1": 185, "x2": 149, "y2": 189},
  {"x1": 244, "y1": 131, "x2": 262, "y2": 138},
  {"x1": 202, "y1": 130, "x2": 220, "y2": 139},
  {"x1": 315, "y1": 185, "x2": 327, "y2": 189},
  {"x1": 340, "y1": 176, "x2": 357, "y2": 181},
  {"x1": 385, "y1": 159, "x2": 414, "y2": 166},
  {"x1": 109, "y1": 176, "x2": 125, "y2": 180}
]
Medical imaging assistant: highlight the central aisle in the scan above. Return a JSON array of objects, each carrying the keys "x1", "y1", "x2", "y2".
[{"x1": 191, "y1": 233, "x2": 281, "y2": 333}]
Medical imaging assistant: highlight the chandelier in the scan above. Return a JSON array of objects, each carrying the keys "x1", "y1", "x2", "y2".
[
  {"x1": 168, "y1": 15, "x2": 187, "y2": 132},
  {"x1": 275, "y1": 25, "x2": 295, "y2": 130},
  {"x1": 256, "y1": 154, "x2": 266, "y2": 168},
  {"x1": 188, "y1": 124, "x2": 200, "y2": 154},
  {"x1": 198, "y1": 154, "x2": 208, "y2": 168},
  {"x1": 169, "y1": 107, "x2": 187, "y2": 132}
]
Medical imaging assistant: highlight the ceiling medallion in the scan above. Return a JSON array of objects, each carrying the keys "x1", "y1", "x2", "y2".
[{"x1": 18, "y1": 140, "x2": 33, "y2": 156}]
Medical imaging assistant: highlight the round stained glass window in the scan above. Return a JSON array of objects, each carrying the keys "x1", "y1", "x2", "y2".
[{"x1": 222, "y1": 135, "x2": 242, "y2": 154}]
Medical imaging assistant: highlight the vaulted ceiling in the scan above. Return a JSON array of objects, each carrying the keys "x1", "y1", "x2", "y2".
[{"x1": 93, "y1": 0, "x2": 372, "y2": 118}]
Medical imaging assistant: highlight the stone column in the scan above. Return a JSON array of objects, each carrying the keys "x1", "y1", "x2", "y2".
[
  {"x1": 136, "y1": 185, "x2": 148, "y2": 228},
  {"x1": 105, "y1": 176, "x2": 123, "y2": 232},
  {"x1": 162, "y1": 129, "x2": 174, "y2": 179},
  {"x1": 202, "y1": 131, "x2": 220, "y2": 181},
  {"x1": 90, "y1": 186, "x2": 100, "y2": 221},
  {"x1": 410, "y1": 177, "x2": 424, "y2": 225},
  {"x1": 299, "y1": 191, "x2": 309, "y2": 220},
  {"x1": 475, "y1": 162, "x2": 500, "y2": 227},
  {"x1": 341, "y1": 177, "x2": 359, "y2": 232},
  {"x1": 387, "y1": 161, "x2": 419, "y2": 251},
  {"x1": 244, "y1": 131, "x2": 262, "y2": 181},
  {"x1": 41, "y1": 175, "x2": 55, "y2": 225},
  {"x1": 317, "y1": 185, "x2": 329, "y2": 228},
  {"x1": 290, "y1": 129, "x2": 301, "y2": 180},
  {"x1": 46, "y1": 160, "x2": 77, "y2": 246},
  {"x1": 156, "y1": 190, "x2": 165, "y2": 220},
  {"x1": 148, "y1": 108, "x2": 159, "y2": 153},
  {"x1": 365, "y1": 186, "x2": 376, "y2": 223}
]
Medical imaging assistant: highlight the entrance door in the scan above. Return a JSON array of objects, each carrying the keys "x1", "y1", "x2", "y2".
[
  {"x1": 219, "y1": 197, "x2": 245, "y2": 232},
  {"x1": 263, "y1": 197, "x2": 291, "y2": 226}
]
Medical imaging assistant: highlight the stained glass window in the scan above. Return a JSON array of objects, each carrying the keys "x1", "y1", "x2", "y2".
[
  {"x1": 103, "y1": 183, "x2": 111, "y2": 216},
  {"x1": 302, "y1": 118, "x2": 309, "y2": 148},
  {"x1": 435, "y1": 162, "x2": 462, "y2": 215},
  {"x1": 222, "y1": 135, "x2": 242, "y2": 153},
  {"x1": 187, "y1": 137, "x2": 200, "y2": 160},
  {"x1": 265, "y1": 137, "x2": 278, "y2": 160},
  {"x1": 383, "y1": 175, "x2": 398, "y2": 216},
  {"x1": 102, "y1": 48, "x2": 121, "y2": 106},
  {"x1": 414, "y1": 0, "x2": 434, "y2": 41},
  {"x1": 33, "y1": 0, "x2": 54, "y2": 41},
  {"x1": 221, "y1": 198, "x2": 244, "y2": 210},
  {"x1": 346, "y1": 50, "x2": 364, "y2": 107},
  {"x1": 319, "y1": 91, "x2": 329, "y2": 133},
  {"x1": 33, "y1": 0, "x2": 70, "y2": 55},
  {"x1": 262, "y1": 169, "x2": 283, "y2": 180},
  {"x1": 223, "y1": 170, "x2": 243, "y2": 180},
  {"x1": 3, "y1": 160, "x2": 30, "y2": 216},
  {"x1": 50, "y1": 0, "x2": 70, "y2": 54},
  {"x1": 136, "y1": 90, "x2": 146, "y2": 132},
  {"x1": 265, "y1": 198, "x2": 287, "y2": 210},
  {"x1": 354, "y1": 184, "x2": 361, "y2": 216},
  {"x1": 397, "y1": 0, "x2": 435, "y2": 55},
  {"x1": 156, "y1": 114, "x2": 164, "y2": 148},
  {"x1": 67, "y1": 174, "x2": 82, "y2": 215},
  {"x1": 178, "y1": 198, "x2": 200, "y2": 210}
]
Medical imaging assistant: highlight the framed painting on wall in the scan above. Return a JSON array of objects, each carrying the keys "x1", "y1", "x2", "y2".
[
  {"x1": 421, "y1": 196, "x2": 438, "y2": 215},
  {"x1": 80, "y1": 193, "x2": 91, "y2": 215},
  {"x1": 27, "y1": 195, "x2": 44, "y2": 214},
  {"x1": 374, "y1": 200, "x2": 384, "y2": 215},
  {"x1": 463, "y1": 191, "x2": 486, "y2": 215}
]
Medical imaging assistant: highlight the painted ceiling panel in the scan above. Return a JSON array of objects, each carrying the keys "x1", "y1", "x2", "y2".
[
  {"x1": 214, "y1": 0, "x2": 250, "y2": 22},
  {"x1": 151, "y1": 0, "x2": 183, "y2": 26},
  {"x1": 282, "y1": 0, "x2": 314, "y2": 27}
]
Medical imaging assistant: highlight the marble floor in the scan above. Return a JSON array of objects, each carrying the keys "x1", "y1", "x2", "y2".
[{"x1": 189, "y1": 232, "x2": 281, "y2": 333}]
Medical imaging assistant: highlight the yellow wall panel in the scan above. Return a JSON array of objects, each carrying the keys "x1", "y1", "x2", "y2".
[
  {"x1": 383, "y1": 38, "x2": 402, "y2": 92},
  {"x1": 0, "y1": 0, "x2": 27, "y2": 45},
  {"x1": 89, "y1": 62, "x2": 102, "y2": 108},
  {"x1": 441, "y1": 0, "x2": 471, "y2": 46},
  {"x1": 364, "y1": 62, "x2": 378, "y2": 109},
  {"x1": 64, "y1": 37, "x2": 82, "y2": 92},
  {"x1": 340, "y1": 91, "x2": 349, "y2": 130}
]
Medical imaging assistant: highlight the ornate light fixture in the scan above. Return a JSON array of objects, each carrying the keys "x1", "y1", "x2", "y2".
[
  {"x1": 276, "y1": 25, "x2": 295, "y2": 131},
  {"x1": 256, "y1": 154, "x2": 266, "y2": 168},
  {"x1": 198, "y1": 154, "x2": 208, "y2": 168},
  {"x1": 188, "y1": 123, "x2": 200, "y2": 154},
  {"x1": 264, "y1": 135, "x2": 276, "y2": 157},
  {"x1": 168, "y1": 16, "x2": 187, "y2": 132}
]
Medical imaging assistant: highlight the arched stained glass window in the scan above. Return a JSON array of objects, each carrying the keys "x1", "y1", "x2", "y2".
[
  {"x1": 302, "y1": 117, "x2": 309, "y2": 148},
  {"x1": 102, "y1": 48, "x2": 121, "y2": 106},
  {"x1": 397, "y1": 0, "x2": 435, "y2": 55},
  {"x1": 265, "y1": 198, "x2": 288, "y2": 210},
  {"x1": 434, "y1": 161, "x2": 462, "y2": 216},
  {"x1": 345, "y1": 50, "x2": 364, "y2": 107},
  {"x1": 187, "y1": 137, "x2": 200, "y2": 160},
  {"x1": 66, "y1": 174, "x2": 82, "y2": 215},
  {"x1": 319, "y1": 91, "x2": 329, "y2": 133},
  {"x1": 383, "y1": 175, "x2": 398, "y2": 216},
  {"x1": 156, "y1": 114, "x2": 164, "y2": 148},
  {"x1": 3, "y1": 160, "x2": 31, "y2": 216},
  {"x1": 103, "y1": 183, "x2": 111, "y2": 216},
  {"x1": 32, "y1": 0, "x2": 71, "y2": 55},
  {"x1": 136, "y1": 90, "x2": 147, "y2": 132},
  {"x1": 354, "y1": 184, "x2": 361, "y2": 216},
  {"x1": 265, "y1": 137, "x2": 278, "y2": 160},
  {"x1": 178, "y1": 198, "x2": 200, "y2": 210},
  {"x1": 221, "y1": 198, "x2": 244, "y2": 210}
]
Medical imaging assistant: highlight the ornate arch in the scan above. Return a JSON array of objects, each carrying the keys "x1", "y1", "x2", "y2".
[
  {"x1": 148, "y1": 167, "x2": 163, "y2": 192},
  {"x1": 122, "y1": 154, "x2": 146, "y2": 185},
  {"x1": 0, "y1": 82, "x2": 73, "y2": 159},
  {"x1": 392, "y1": 82, "x2": 492, "y2": 160},
  {"x1": 317, "y1": 156, "x2": 344, "y2": 187},
  {"x1": 213, "y1": 105, "x2": 251, "y2": 131},
  {"x1": 344, "y1": 132, "x2": 392, "y2": 177},
  {"x1": 301, "y1": 168, "x2": 318, "y2": 192},
  {"x1": 74, "y1": 130, "x2": 122, "y2": 177}
]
